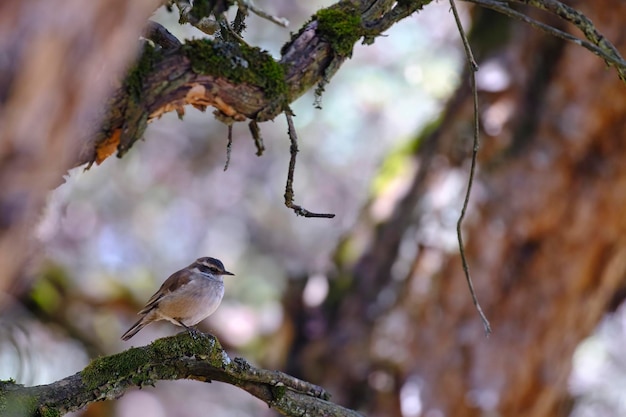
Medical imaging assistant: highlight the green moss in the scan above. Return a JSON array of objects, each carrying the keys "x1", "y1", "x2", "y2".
[
  {"x1": 82, "y1": 333, "x2": 228, "y2": 391},
  {"x1": 182, "y1": 39, "x2": 288, "y2": 102},
  {"x1": 0, "y1": 380, "x2": 26, "y2": 416},
  {"x1": 316, "y1": 3, "x2": 363, "y2": 57},
  {"x1": 150, "y1": 333, "x2": 224, "y2": 365},
  {"x1": 0, "y1": 392, "x2": 37, "y2": 417},
  {"x1": 126, "y1": 43, "x2": 161, "y2": 102},
  {"x1": 39, "y1": 405, "x2": 61, "y2": 417},
  {"x1": 270, "y1": 384, "x2": 287, "y2": 401},
  {"x1": 81, "y1": 347, "x2": 151, "y2": 390}
]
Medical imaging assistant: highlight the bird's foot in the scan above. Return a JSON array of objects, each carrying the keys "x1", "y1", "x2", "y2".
[
  {"x1": 186, "y1": 328, "x2": 215, "y2": 341},
  {"x1": 186, "y1": 327, "x2": 203, "y2": 340}
]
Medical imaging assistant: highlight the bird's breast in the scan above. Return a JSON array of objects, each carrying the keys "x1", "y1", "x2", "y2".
[{"x1": 156, "y1": 278, "x2": 225, "y2": 326}]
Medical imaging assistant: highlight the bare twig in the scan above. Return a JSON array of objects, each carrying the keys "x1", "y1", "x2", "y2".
[
  {"x1": 362, "y1": 1, "x2": 423, "y2": 37},
  {"x1": 224, "y1": 125, "x2": 233, "y2": 171},
  {"x1": 284, "y1": 111, "x2": 335, "y2": 219},
  {"x1": 248, "y1": 120, "x2": 265, "y2": 156},
  {"x1": 512, "y1": 0, "x2": 625, "y2": 66},
  {"x1": 237, "y1": 0, "x2": 289, "y2": 27},
  {"x1": 450, "y1": 0, "x2": 492, "y2": 336},
  {"x1": 143, "y1": 21, "x2": 181, "y2": 50},
  {"x1": 464, "y1": 0, "x2": 626, "y2": 81}
]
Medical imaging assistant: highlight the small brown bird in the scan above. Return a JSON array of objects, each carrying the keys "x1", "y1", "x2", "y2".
[{"x1": 121, "y1": 257, "x2": 234, "y2": 341}]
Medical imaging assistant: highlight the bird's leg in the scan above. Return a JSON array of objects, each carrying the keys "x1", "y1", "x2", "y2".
[{"x1": 176, "y1": 320, "x2": 202, "y2": 340}]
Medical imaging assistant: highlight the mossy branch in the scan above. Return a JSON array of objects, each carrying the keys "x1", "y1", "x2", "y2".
[
  {"x1": 80, "y1": 0, "x2": 625, "y2": 166},
  {"x1": 0, "y1": 333, "x2": 362, "y2": 417},
  {"x1": 78, "y1": 0, "x2": 431, "y2": 167}
]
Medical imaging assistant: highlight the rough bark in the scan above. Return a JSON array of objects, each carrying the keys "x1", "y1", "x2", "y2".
[
  {"x1": 78, "y1": 0, "x2": 431, "y2": 167},
  {"x1": 292, "y1": 1, "x2": 626, "y2": 416}
]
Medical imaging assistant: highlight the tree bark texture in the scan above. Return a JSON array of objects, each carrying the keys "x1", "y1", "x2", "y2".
[{"x1": 290, "y1": 1, "x2": 626, "y2": 416}]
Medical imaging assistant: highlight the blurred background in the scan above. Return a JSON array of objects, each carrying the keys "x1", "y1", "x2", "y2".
[{"x1": 1, "y1": 1, "x2": 626, "y2": 417}]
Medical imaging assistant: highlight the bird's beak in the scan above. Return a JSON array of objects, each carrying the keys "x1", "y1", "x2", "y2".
[{"x1": 223, "y1": 270, "x2": 235, "y2": 276}]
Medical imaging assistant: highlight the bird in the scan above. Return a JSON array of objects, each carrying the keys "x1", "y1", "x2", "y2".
[{"x1": 121, "y1": 257, "x2": 234, "y2": 341}]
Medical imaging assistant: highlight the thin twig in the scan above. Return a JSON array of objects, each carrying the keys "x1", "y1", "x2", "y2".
[
  {"x1": 237, "y1": 0, "x2": 289, "y2": 27},
  {"x1": 512, "y1": 0, "x2": 625, "y2": 64},
  {"x1": 248, "y1": 120, "x2": 265, "y2": 156},
  {"x1": 224, "y1": 125, "x2": 233, "y2": 171},
  {"x1": 464, "y1": 0, "x2": 626, "y2": 81},
  {"x1": 284, "y1": 111, "x2": 335, "y2": 219},
  {"x1": 450, "y1": 0, "x2": 492, "y2": 336}
]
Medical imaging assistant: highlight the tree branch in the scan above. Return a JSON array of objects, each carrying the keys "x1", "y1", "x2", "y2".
[
  {"x1": 463, "y1": 0, "x2": 626, "y2": 80},
  {"x1": 78, "y1": 0, "x2": 433, "y2": 167},
  {"x1": 143, "y1": 21, "x2": 182, "y2": 50},
  {"x1": 284, "y1": 111, "x2": 336, "y2": 218},
  {"x1": 1, "y1": 333, "x2": 362, "y2": 417},
  {"x1": 449, "y1": 0, "x2": 492, "y2": 335}
]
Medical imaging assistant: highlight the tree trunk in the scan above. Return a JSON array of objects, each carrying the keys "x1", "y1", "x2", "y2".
[
  {"x1": 292, "y1": 1, "x2": 626, "y2": 416},
  {"x1": 0, "y1": 0, "x2": 160, "y2": 295}
]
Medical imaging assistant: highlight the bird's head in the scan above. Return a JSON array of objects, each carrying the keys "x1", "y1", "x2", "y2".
[{"x1": 195, "y1": 257, "x2": 235, "y2": 277}]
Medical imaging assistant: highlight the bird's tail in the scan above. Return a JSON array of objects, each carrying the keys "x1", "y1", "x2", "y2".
[{"x1": 121, "y1": 316, "x2": 148, "y2": 341}]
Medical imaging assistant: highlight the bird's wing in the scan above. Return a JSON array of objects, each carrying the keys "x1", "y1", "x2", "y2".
[{"x1": 137, "y1": 269, "x2": 193, "y2": 315}]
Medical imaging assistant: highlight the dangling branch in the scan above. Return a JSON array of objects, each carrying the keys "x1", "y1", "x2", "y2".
[
  {"x1": 236, "y1": 0, "x2": 289, "y2": 28},
  {"x1": 248, "y1": 120, "x2": 265, "y2": 156},
  {"x1": 450, "y1": 0, "x2": 492, "y2": 336},
  {"x1": 224, "y1": 125, "x2": 233, "y2": 171},
  {"x1": 284, "y1": 111, "x2": 335, "y2": 219}
]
